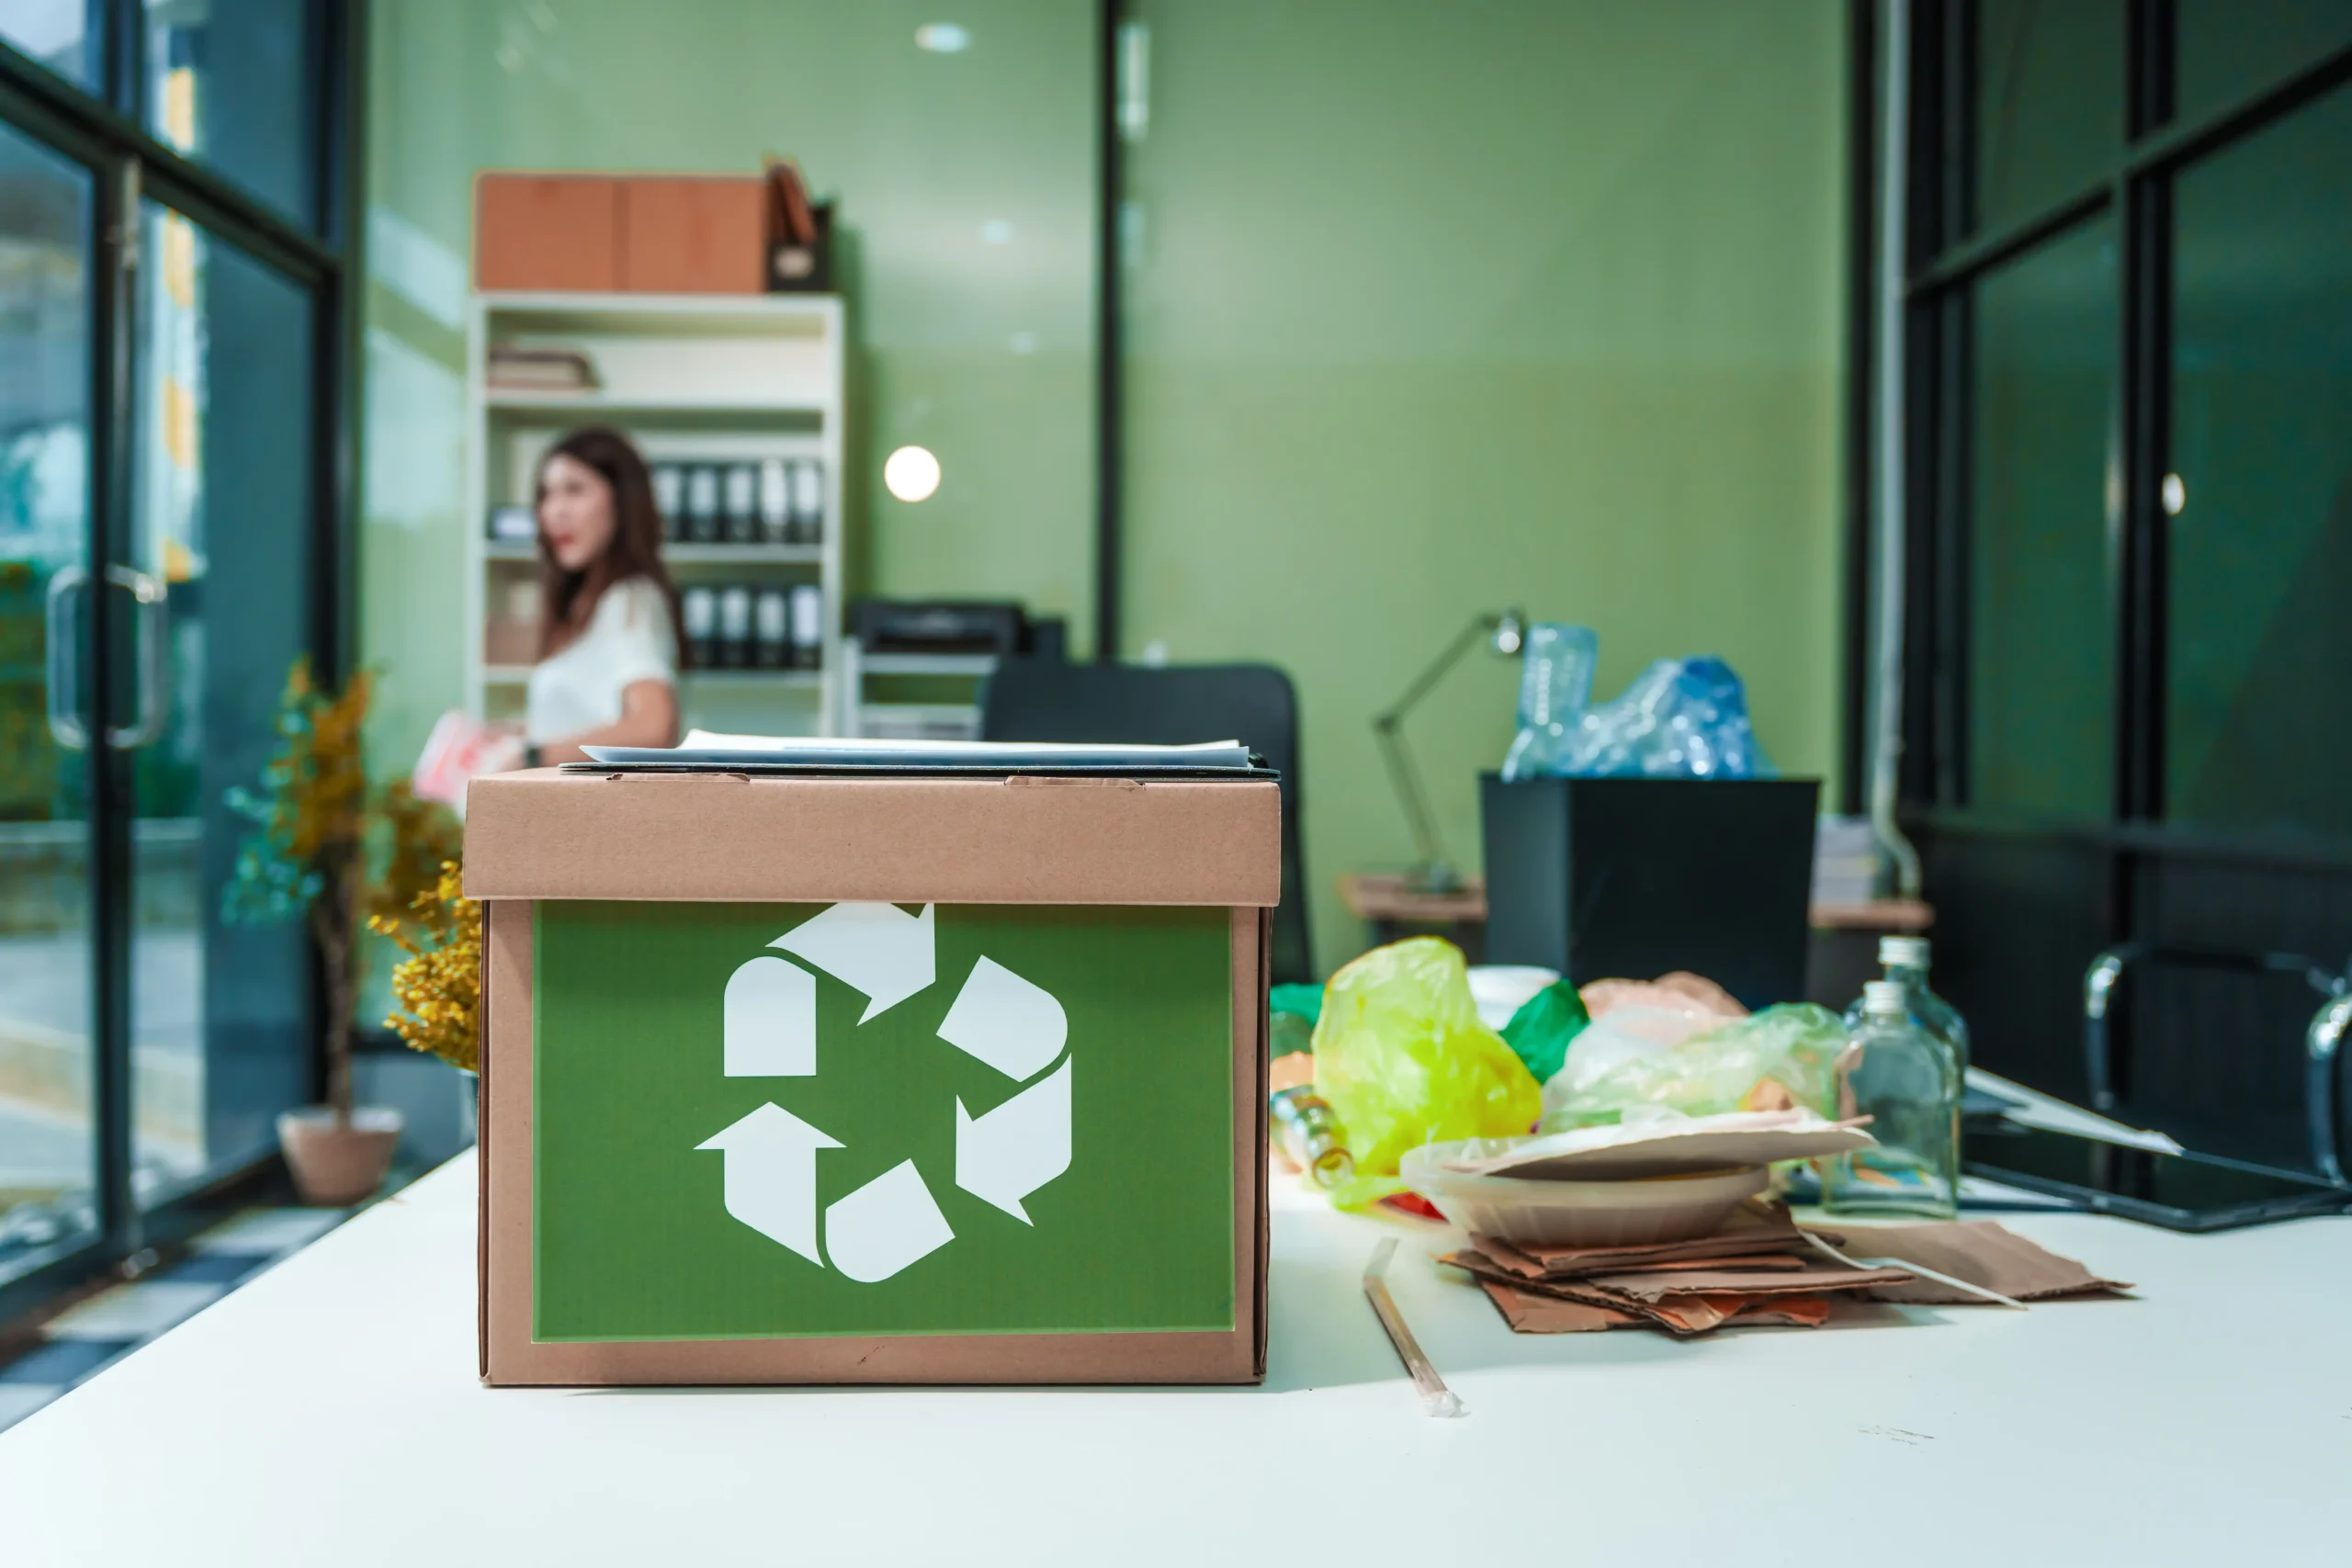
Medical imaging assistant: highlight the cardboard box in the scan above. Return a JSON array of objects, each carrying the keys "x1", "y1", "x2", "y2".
[
  {"x1": 464, "y1": 768, "x2": 1277, "y2": 1385},
  {"x1": 1479, "y1": 774, "x2": 1820, "y2": 1009},
  {"x1": 474, "y1": 174, "x2": 620, "y2": 292},
  {"x1": 619, "y1": 175, "x2": 766, "y2": 294}
]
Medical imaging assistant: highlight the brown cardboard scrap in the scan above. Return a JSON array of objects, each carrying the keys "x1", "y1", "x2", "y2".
[
  {"x1": 1826, "y1": 1220, "x2": 2135, "y2": 1304},
  {"x1": 1477, "y1": 1280, "x2": 1639, "y2": 1334},
  {"x1": 1585, "y1": 1263, "x2": 1915, "y2": 1302},
  {"x1": 1722, "y1": 1294, "x2": 1834, "y2": 1328},
  {"x1": 1477, "y1": 1200, "x2": 1815, "y2": 1278},
  {"x1": 1445, "y1": 1250, "x2": 1787, "y2": 1337},
  {"x1": 1603, "y1": 1252, "x2": 1807, "y2": 1274}
]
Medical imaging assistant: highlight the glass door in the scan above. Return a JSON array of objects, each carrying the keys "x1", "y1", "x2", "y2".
[
  {"x1": 0, "y1": 0, "x2": 355, "y2": 1317},
  {"x1": 0, "y1": 121, "x2": 99, "y2": 1279},
  {"x1": 125, "y1": 200, "x2": 316, "y2": 1207}
]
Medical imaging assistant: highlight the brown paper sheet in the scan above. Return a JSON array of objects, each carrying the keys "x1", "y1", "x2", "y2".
[{"x1": 1829, "y1": 1220, "x2": 2135, "y2": 1304}]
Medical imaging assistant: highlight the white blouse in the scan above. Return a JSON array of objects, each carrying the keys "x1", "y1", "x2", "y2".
[{"x1": 526, "y1": 576, "x2": 678, "y2": 744}]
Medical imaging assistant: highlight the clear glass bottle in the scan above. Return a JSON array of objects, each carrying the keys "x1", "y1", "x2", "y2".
[
  {"x1": 1843, "y1": 934, "x2": 1971, "y2": 1077},
  {"x1": 1269, "y1": 1087, "x2": 1354, "y2": 1190},
  {"x1": 1826, "y1": 980, "x2": 1961, "y2": 1219}
]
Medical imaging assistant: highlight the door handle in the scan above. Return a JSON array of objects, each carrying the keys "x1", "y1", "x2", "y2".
[
  {"x1": 44, "y1": 565, "x2": 89, "y2": 750},
  {"x1": 104, "y1": 564, "x2": 171, "y2": 750}
]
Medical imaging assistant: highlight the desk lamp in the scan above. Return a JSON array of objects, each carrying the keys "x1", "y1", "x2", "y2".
[{"x1": 1372, "y1": 609, "x2": 1524, "y2": 894}]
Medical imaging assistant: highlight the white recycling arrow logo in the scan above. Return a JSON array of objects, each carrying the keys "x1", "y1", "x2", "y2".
[{"x1": 696, "y1": 902, "x2": 1073, "y2": 1281}]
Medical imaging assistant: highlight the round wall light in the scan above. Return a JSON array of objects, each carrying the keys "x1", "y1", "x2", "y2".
[{"x1": 884, "y1": 445, "x2": 943, "y2": 502}]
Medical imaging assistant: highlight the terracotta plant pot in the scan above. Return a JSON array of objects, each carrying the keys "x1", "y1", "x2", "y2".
[{"x1": 277, "y1": 1106, "x2": 403, "y2": 1206}]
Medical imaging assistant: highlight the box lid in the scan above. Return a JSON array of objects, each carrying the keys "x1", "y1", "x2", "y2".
[{"x1": 462, "y1": 769, "x2": 1282, "y2": 906}]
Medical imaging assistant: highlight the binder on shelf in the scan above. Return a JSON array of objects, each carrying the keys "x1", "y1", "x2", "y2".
[
  {"x1": 791, "y1": 459, "x2": 823, "y2": 546},
  {"x1": 759, "y1": 458, "x2": 790, "y2": 546},
  {"x1": 722, "y1": 462, "x2": 759, "y2": 545},
  {"x1": 684, "y1": 465, "x2": 721, "y2": 544},
  {"x1": 789, "y1": 583, "x2": 824, "y2": 671},
  {"x1": 682, "y1": 585, "x2": 718, "y2": 670},
  {"x1": 717, "y1": 585, "x2": 754, "y2": 669},
  {"x1": 650, "y1": 463, "x2": 684, "y2": 543},
  {"x1": 754, "y1": 587, "x2": 790, "y2": 670}
]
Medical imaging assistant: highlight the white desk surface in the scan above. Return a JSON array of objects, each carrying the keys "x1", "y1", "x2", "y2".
[{"x1": 3, "y1": 1150, "x2": 2346, "y2": 1566}]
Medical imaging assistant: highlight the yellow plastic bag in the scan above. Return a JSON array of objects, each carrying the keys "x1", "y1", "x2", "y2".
[{"x1": 1312, "y1": 938, "x2": 1544, "y2": 1206}]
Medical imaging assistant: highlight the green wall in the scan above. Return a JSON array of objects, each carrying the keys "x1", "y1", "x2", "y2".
[
  {"x1": 1121, "y1": 0, "x2": 1846, "y2": 971},
  {"x1": 361, "y1": 0, "x2": 1847, "y2": 977}
]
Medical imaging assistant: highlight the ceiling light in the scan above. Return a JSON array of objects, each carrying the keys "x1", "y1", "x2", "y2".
[
  {"x1": 915, "y1": 22, "x2": 969, "y2": 52},
  {"x1": 884, "y1": 446, "x2": 943, "y2": 503}
]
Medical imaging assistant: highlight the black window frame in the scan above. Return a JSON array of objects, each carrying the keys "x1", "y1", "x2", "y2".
[
  {"x1": 0, "y1": 0, "x2": 365, "y2": 1325},
  {"x1": 1887, "y1": 0, "x2": 2352, "y2": 852}
]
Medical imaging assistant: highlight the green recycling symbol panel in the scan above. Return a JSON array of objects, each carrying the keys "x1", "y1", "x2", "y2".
[{"x1": 532, "y1": 901, "x2": 1237, "y2": 1342}]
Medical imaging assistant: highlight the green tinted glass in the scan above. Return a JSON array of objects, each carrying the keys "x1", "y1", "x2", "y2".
[
  {"x1": 2165, "y1": 88, "x2": 2352, "y2": 837},
  {"x1": 1967, "y1": 220, "x2": 2118, "y2": 818},
  {"x1": 1973, "y1": 0, "x2": 2122, "y2": 232},
  {"x1": 2177, "y1": 0, "x2": 2352, "y2": 122}
]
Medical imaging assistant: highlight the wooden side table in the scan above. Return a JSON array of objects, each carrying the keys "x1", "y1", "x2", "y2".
[{"x1": 1337, "y1": 873, "x2": 1933, "y2": 1002}]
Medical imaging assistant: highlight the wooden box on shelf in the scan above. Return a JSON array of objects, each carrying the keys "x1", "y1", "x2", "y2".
[
  {"x1": 474, "y1": 174, "x2": 619, "y2": 292},
  {"x1": 621, "y1": 177, "x2": 765, "y2": 294}
]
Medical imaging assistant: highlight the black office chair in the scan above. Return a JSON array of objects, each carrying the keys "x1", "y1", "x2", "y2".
[
  {"x1": 2084, "y1": 943, "x2": 2352, "y2": 1180},
  {"x1": 979, "y1": 661, "x2": 1313, "y2": 984}
]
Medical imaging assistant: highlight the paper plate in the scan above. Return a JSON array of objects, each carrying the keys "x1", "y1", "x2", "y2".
[
  {"x1": 1401, "y1": 1145, "x2": 1771, "y2": 1247},
  {"x1": 1434, "y1": 1109, "x2": 1875, "y2": 1181}
]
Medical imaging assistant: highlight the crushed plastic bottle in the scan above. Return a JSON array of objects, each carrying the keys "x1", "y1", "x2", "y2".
[
  {"x1": 1563, "y1": 655, "x2": 1768, "y2": 780},
  {"x1": 1499, "y1": 624, "x2": 1599, "y2": 782}
]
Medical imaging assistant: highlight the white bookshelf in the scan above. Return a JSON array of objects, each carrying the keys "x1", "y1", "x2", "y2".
[{"x1": 463, "y1": 291, "x2": 848, "y2": 738}]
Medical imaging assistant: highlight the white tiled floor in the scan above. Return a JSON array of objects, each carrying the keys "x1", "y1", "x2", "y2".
[
  {"x1": 40, "y1": 1281, "x2": 224, "y2": 1340},
  {"x1": 0, "y1": 1383, "x2": 59, "y2": 1427},
  {"x1": 0, "y1": 1201, "x2": 360, "y2": 1436},
  {"x1": 188, "y1": 1209, "x2": 345, "y2": 1254}
]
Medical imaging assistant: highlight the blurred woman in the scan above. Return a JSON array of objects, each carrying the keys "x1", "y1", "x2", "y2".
[{"x1": 517, "y1": 425, "x2": 687, "y2": 765}]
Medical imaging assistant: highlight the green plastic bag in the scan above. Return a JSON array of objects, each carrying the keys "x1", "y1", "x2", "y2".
[
  {"x1": 1539, "y1": 1002, "x2": 1848, "y2": 1133},
  {"x1": 1269, "y1": 982, "x2": 1324, "y2": 1028},
  {"x1": 1501, "y1": 979, "x2": 1590, "y2": 1083},
  {"x1": 1312, "y1": 938, "x2": 1544, "y2": 1205}
]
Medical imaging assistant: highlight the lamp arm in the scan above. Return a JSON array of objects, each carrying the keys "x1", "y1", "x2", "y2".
[
  {"x1": 1374, "y1": 715, "x2": 1451, "y2": 882},
  {"x1": 1369, "y1": 611, "x2": 1503, "y2": 887},
  {"x1": 1374, "y1": 614, "x2": 1500, "y2": 724}
]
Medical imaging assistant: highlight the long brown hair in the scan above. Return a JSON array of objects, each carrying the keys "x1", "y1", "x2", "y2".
[{"x1": 535, "y1": 425, "x2": 690, "y2": 670}]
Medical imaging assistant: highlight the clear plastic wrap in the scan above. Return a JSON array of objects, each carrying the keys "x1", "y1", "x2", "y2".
[{"x1": 1539, "y1": 1002, "x2": 1849, "y2": 1133}]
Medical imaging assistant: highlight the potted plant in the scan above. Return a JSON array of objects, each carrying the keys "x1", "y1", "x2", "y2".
[{"x1": 223, "y1": 659, "x2": 458, "y2": 1205}]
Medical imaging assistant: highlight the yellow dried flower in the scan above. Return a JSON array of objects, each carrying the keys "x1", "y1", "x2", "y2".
[{"x1": 372, "y1": 860, "x2": 481, "y2": 1074}]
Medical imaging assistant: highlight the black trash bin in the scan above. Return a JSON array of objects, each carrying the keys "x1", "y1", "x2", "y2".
[{"x1": 1479, "y1": 774, "x2": 1820, "y2": 1010}]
